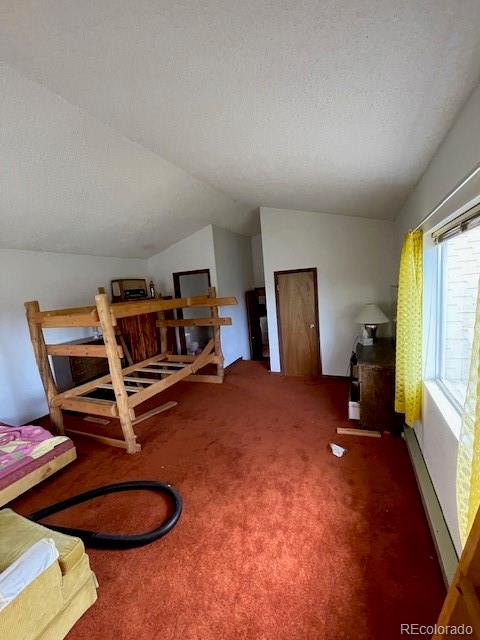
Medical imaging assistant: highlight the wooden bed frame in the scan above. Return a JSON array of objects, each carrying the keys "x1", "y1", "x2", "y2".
[{"x1": 25, "y1": 288, "x2": 236, "y2": 454}]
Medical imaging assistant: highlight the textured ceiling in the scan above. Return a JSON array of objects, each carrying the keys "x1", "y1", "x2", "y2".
[
  {"x1": 0, "y1": 63, "x2": 253, "y2": 258},
  {"x1": 1, "y1": 1, "x2": 480, "y2": 257}
]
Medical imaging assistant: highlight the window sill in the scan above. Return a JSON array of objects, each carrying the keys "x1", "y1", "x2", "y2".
[{"x1": 424, "y1": 380, "x2": 462, "y2": 440}]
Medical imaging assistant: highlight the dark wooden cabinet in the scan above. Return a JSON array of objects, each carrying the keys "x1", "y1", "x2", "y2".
[
  {"x1": 51, "y1": 337, "x2": 110, "y2": 392},
  {"x1": 117, "y1": 313, "x2": 159, "y2": 362},
  {"x1": 354, "y1": 339, "x2": 402, "y2": 432},
  {"x1": 115, "y1": 292, "x2": 176, "y2": 362}
]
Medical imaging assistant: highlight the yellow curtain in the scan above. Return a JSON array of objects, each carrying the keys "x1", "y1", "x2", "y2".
[
  {"x1": 457, "y1": 277, "x2": 480, "y2": 546},
  {"x1": 395, "y1": 230, "x2": 423, "y2": 426}
]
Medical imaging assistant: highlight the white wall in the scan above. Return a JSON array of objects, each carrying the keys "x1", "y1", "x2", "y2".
[
  {"x1": 251, "y1": 234, "x2": 265, "y2": 287},
  {"x1": 260, "y1": 207, "x2": 396, "y2": 375},
  {"x1": 212, "y1": 226, "x2": 253, "y2": 366},
  {"x1": 0, "y1": 249, "x2": 147, "y2": 425},
  {"x1": 147, "y1": 226, "x2": 217, "y2": 295},
  {"x1": 394, "y1": 80, "x2": 480, "y2": 555},
  {"x1": 148, "y1": 224, "x2": 252, "y2": 367}
]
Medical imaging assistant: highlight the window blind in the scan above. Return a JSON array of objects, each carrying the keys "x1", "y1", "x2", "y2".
[{"x1": 432, "y1": 202, "x2": 480, "y2": 244}]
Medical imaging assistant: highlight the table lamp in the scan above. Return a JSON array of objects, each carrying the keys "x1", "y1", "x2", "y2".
[{"x1": 355, "y1": 303, "x2": 389, "y2": 342}]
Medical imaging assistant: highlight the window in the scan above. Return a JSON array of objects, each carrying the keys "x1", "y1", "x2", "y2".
[{"x1": 437, "y1": 224, "x2": 480, "y2": 409}]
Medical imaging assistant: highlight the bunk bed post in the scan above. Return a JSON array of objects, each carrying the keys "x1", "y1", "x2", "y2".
[
  {"x1": 95, "y1": 293, "x2": 138, "y2": 454},
  {"x1": 157, "y1": 296, "x2": 168, "y2": 354},
  {"x1": 97, "y1": 287, "x2": 134, "y2": 366},
  {"x1": 24, "y1": 301, "x2": 64, "y2": 435},
  {"x1": 208, "y1": 286, "x2": 224, "y2": 379}
]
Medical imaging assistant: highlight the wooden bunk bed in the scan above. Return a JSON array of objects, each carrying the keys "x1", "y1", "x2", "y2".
[{"x1": 25, "y1": 288, "x2": 236, "y2": 454}]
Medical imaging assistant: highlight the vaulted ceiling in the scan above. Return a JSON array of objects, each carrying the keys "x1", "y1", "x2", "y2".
[{"x1": 1, "y1": 1, "x2": 480, "y2": 257}]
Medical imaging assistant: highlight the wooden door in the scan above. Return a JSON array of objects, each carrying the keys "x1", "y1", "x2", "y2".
[{"x1": 275, "y1": 269, "x2": 321, "y2": 376}]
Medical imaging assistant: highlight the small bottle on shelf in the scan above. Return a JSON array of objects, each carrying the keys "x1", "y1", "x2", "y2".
[{"x1": 149, "y1": 280, "x2": 156, "y2": 298}]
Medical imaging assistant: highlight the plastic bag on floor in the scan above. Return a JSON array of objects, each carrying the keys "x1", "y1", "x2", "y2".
[{"x1": 329, "y1": 443, "x2": 347, "y2": 457}]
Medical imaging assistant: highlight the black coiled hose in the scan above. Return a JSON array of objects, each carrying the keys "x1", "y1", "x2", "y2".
[{"x1": 28, "y1": 480, "x2": 182, "y2": 549}]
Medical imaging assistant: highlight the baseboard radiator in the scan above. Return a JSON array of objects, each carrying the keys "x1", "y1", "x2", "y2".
[{"x1": 403, "y1": 427, "x2": 458, "y2": 586}]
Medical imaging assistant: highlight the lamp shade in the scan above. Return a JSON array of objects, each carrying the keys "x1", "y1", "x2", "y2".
[{"x1": 355, "y1": 303, "x2": 389, "y2": 325}]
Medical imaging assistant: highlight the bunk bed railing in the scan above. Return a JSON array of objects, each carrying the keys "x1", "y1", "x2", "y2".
[{"x1": 33, "y1": 294, "x2": 237, "y2": 326}]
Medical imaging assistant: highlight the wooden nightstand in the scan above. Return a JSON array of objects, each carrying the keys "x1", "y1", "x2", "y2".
[{"x1": 352, "y1": 338, "x2": 403, "y2": 433}]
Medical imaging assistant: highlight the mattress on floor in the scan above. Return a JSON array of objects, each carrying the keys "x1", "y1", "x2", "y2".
[{"x1": 0, "y1": 428, "x2": 74, "y2": 491}]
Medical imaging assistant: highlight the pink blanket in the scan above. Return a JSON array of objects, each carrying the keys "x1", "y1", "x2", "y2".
[{"x1": 0, "y1": 424, "x2": 57, "y2": 480}]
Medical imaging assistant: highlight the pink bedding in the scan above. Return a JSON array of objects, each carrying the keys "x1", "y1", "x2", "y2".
[
  {"x1": 0, "y1": 440, "x2": 74, "y2": 491},
  {"x1": 0, "y1": 424, "x2": 67, "y2": 481}
]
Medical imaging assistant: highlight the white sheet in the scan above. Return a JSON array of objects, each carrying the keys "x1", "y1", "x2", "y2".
[{"x1": 0, "y1": 538, "x2": 59, "y2": 611}]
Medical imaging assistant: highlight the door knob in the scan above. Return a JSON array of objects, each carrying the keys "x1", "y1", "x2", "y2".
[{"x1": 309, "y1": 324, "x2": 315, "y2": 329}]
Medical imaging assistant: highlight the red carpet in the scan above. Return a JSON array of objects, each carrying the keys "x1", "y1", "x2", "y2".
[{"x1": 12, "y1": 361, "x2": 445, "y2": 639}]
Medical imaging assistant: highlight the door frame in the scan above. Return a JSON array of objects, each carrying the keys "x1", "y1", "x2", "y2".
[
  {"x1": 172, "y1": 269, "x2": 212, "y2": 354},
  {"x1": 245, "y1": 287, "x2": 267, "y2": 361},
  {"x1": 274, "y1": 267, "x2": 322, "y2": 375}
]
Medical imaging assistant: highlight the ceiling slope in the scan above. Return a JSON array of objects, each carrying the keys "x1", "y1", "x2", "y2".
[{"x1": 0, "y1": 63, "x2": 253, "y2": 258}]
